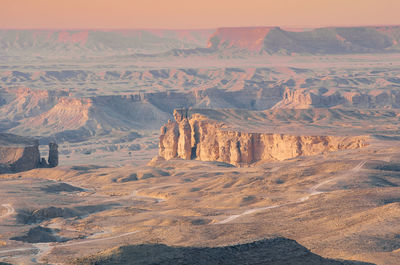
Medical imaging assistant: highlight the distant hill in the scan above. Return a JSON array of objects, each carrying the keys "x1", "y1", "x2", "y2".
[
  {"x1": 2, "y1": 26, "x2": 400, "y2": 58},
  {"x1": 0, "y1": 29, "x2": 214, "y2": 57},
  {"x1": 71, "y1": 237, "x2": 373, "y2": 265},
  {"x1": 208, "y1": 26, "x2": 400, "y2": 54}
]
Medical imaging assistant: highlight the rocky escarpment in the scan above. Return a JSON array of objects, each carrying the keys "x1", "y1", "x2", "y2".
[
  {"x1": 208, "y1": 26, "x2": 400, "y2": 54},
  {"x1": 274, "y1": 87, "x2": 400, "y2": 109},
  {"x1": 159, "y1": 110, "x2": 368, "y2": 166},
  {"x1": 0, "y1": 133, "x2": 58, "y2": 173},
  {"x1": 207, "y1": 27, "x2": 274, "y2": 52}
]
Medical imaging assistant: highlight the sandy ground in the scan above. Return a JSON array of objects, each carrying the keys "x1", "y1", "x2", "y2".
[{"x1": 0, "y1": 137, "x2": 399, "y2": 264}]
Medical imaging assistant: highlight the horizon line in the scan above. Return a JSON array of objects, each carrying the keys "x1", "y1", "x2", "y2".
[{"x1": 1, "y1": 23, "x2": 400, "y2": 31}]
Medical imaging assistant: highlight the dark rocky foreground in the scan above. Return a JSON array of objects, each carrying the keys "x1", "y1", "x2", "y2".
[{"x1": 70, "y1": 237, "x2": 374, "y2": 265}]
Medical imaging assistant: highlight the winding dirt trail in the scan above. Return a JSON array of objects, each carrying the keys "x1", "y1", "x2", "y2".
[
  {"x1": 130, "y1": 190, "x2": 165, "y2": 203},
  {"x1": 0, "y1": 247, "x2": 34, "y2": 255},
  {"x1": 0, "y1": 204, "x2": 15, "y2": 220},
  {"x1": 0, "y1": 187, "x2": 150, "y2": 260},
  {"x1": 216, "y1": 160, "x2": 367, "y2": 224},
  {"x1": 0, "y1": 185, "x2": 155, "y2": 260},
  {"x1": 33, "y1": 230, "x2": 141, "y2": 262},
  {"x1": 59, "y1": 230, "x2": 140, "y2": 247},
  {"x1": 0, "y1": 161, "x2": 367, "y2": 260},
  {"x1": 0, "y1": 182, "x2": 163, "y2": 259},
  {"x1": 0, "y1": 230, "x2": 140, "y2": 258}
]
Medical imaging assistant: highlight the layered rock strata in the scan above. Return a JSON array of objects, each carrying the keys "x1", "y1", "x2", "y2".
[
  {"x1": 274, "y1": 87, "x2": 400, "y2": 109},
  {"x1": 0, "y1": 133, "x2": 58, "y2": 173},
  {"x1": 159, "y1": 110, "x2": 368, "y2": 166}
]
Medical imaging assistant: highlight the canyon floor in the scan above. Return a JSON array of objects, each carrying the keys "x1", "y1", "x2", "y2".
[
  {"x1": 1, "y1": 136, "x2": 400, "y2": 264},
  {"x1": 1, "y1": 28, "x2": 400, "y2": 264}
]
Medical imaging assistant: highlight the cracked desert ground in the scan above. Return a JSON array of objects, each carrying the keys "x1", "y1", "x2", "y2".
[{"x1": 1, "y1": 28, "x2": 400, "y2": 265}]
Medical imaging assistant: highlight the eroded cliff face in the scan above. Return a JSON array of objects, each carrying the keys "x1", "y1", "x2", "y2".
[
  {"x1": 159, "y1": 110, "x2": 369, "y2": 166},
  {"x1": 207, "y1": 27, "x2": 274, "y2": 52},
  {"x1": 275, "y1": 87, "x2": 400, "y2": 109},
  {"x1": 0, "y1": 133, "x2": 59, "y2": 173},
  {"x1": 0, "y1": 145, "x2": 40, "y2": 172},
  {"x1": 0, "y1": 134, "x2": 40, "y2": 172}
]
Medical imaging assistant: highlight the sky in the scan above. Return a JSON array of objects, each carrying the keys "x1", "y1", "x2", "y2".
[{"x1": 1, "y1": 0, "x2": 400, "y2": 29}]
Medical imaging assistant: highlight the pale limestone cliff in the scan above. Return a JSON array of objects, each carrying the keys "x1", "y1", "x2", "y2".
[
  {"x1": 0, "y1": 133, "x2": 58, "y2": 173},
  {"x1": 159, "y1": 110, "x2": 369, "y2": 166},
  {"x1": 159, "y1": 120, "x2": 179, "y2": 160}
]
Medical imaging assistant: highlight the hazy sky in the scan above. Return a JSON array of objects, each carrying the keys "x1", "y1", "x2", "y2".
[{"x1": 1, "y1": 0, "x2": 400, "y2": 29}]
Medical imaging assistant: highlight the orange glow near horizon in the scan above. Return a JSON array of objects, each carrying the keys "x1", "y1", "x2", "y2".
[{"x1": 1, "y1": 0, "x2": 400, "y2": 29}]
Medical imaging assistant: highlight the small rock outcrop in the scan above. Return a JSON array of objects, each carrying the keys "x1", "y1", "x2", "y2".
[
  {"x1": 10, "y1": 226, "x2": 60, "y2": 243},
  {"x1": 0, "y1": 133, "x2": 59, "y2": 173},
  {"x1": 48, "y1": 142, "x2": 58, "y2": 168},
  {"x1": 159, "y1": 110, "x2": 369, "y2": 167},
  {"x1": 0, "y1": 133, "x2": 41, "y2": 173}
]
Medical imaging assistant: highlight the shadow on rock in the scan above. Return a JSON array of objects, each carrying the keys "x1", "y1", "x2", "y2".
[{"x1": 71, "y1": 237, "x2": 375, "y2": 265}]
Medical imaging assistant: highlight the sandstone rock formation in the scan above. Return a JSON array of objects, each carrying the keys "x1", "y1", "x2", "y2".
[
  {"x1": 48, "y1": 142, "x2": 59, "y2": 168},
  {"x1": 0, "y1": 133, "x2": 41, "y2": 173},
  {"x1": 159, "y1": 110, "x2": 368, "y2": 166},
  {"x1": 0, "y1": 133, "x2": 58, "y2": 173}
]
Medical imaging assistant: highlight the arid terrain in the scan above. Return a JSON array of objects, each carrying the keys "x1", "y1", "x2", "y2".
[{"x1": 1, "y1": 27, "x2": 400, "y2": 264}]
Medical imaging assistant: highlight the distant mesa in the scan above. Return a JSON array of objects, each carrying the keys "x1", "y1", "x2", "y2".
[
  {"x1": 158, "y1": 109, "x2": 368, "y2": 167},
  {"x1": 0, "y1": 133, "x2": 58, "y2": 173},
  {"x1": 0, "y1": 29, "x2": 214, "y2": 56},
  {"x1": 208, "y1": 26, "x2": 400, "y2": 54},
  {"x1": 208, "y1": 27, "x2": 274, "y2": 52},
  {"x1": 2, "y1": 26, "x2": 400, "y2": 57}
]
